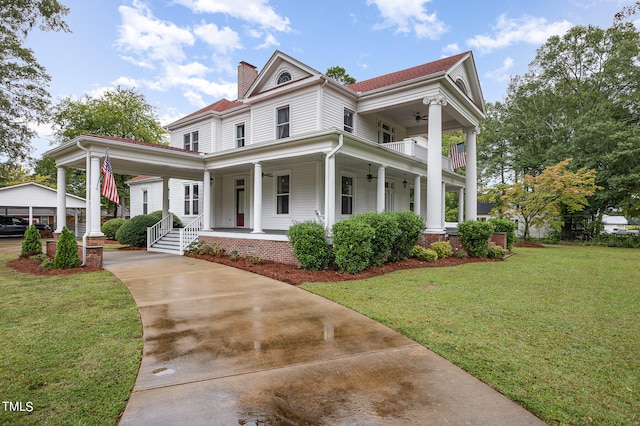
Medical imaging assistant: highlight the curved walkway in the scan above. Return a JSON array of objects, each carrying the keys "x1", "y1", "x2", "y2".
[{"x1": 105, "y1": 250, "x2": 545, "y2": 425}]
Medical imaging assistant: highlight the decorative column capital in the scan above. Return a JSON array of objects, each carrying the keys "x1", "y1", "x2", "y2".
[
  {"x1": 423, "y1": 94, "x2": 448, "y2": 107},
  {"x1": 465, "y1": 126, "x2": 480, "y2": 135}
]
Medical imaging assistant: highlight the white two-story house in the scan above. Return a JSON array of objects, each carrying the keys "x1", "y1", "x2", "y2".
[{"x1": 46, "y1": 50, "x2": 485, "y2": 264}]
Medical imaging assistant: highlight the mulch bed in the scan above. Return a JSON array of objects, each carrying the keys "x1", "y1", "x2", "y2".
[
  {"x1": 187, "y1": 252, "x2": 504, "y2": 285},
  {"x1": 7, "y1": 256, "x2": 103, "y2": 276}
]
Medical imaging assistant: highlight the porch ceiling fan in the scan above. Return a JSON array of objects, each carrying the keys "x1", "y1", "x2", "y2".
[
  {"x1": 365, "y1": 164, "x2": 376, "y2": 182},
  {"x1": 413, "y1": 111, "x2": 428, "y2": 122}
]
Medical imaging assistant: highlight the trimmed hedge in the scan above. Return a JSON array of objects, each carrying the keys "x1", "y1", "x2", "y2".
[
  {"x1": 488, "y1": 245, "x2": 506, "y2": 259},
  {"x1": 354, "y1": 211, "x2": 400, "y2": 266},
  {"x1": 332, "y1": 219, "x2": 374, "y2": 274},
  {"x1": 430, "y1": 241, "x2": 453, "y2": 259},
  {"x1": 101, "y1": 218, "x2": 126, "y2": 240},
  {"x1": 115, "y1": 214, "x2": 160, "y2": 248},
  {"x1": 54, "y1": 226, "x2": 79, "y2": 269},
  {"x1": 148, "y1": 211, "x2": 183, "y2": 228},
  {"x1": 458, "y1": 220, "x2": 495, "y2": 257},
  {"x1": 389, "y1": 211, "x2": 425, "y2": 261},
  {"x1": 489, "y1": 218, "x2": 517, "y2": 251},
  {"x1": 287, "y1": 221, "x2": 331, "y2": 271},
  {"x1": 412, "y1": 245, "x2": 438, "y2": 261},
  {"x1": 21, "y1": 224, "x2": 42, "y2": 256}
]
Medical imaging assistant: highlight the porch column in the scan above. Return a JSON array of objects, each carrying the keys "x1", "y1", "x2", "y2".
[
  {"x1": 424, "y1": 94, "x2": 447, "y2": 233},
  {"x1": 203, "y1": 170, "x2": 211, "y2": 230},
  {"x1": 89, "y1": 155, "x2": 103, "y2": 236},
  {"x1": 465, "y1": 127, "x2": 478, "y2": 221},
  {"x1": 441, "y1": 182, "x2": 446, "y2": 230},
  {"x1": 55, "y1": 166, "x2": 67, "y2": 233},
  {"x1": 458, "y1": 187, "x2": 465, "y2": 224},
  {"x1": 28, "y1": 206, "x2": 33, "y2": 225},
  {"x1": 376, "y1": 165, "x2": 386, "y2": 213},
  {"x1": 161, "y1": 177, "x2": 169, "y2": 218},
  {"x1": 413, "y1": 175, "x2": 421, "y2": 216},
  {"x1": 324, "y1": 153, "x2": 336, "y2": 231},
  {"x1": 252, "y1": 162, "x2": 263, "y2": 234}
]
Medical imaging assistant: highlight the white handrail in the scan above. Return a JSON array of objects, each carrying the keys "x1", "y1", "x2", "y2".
[
  {"x1": 179, "y1": 214, "x2": 204, "y2": 254},
  {"x1": 147, "y1": 213, "x2": 174, "y2": 250}
]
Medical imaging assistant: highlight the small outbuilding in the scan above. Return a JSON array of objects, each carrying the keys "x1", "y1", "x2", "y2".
[{"x1": 0, "y1": 182, "x2": 86, "y2": 236}]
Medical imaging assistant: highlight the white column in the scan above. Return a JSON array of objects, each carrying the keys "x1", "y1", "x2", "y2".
[
  {"x1": 252, "y1": 162, "x2": 263, "y2": 233},
  {"x1": 55, "y1": 166, "x2": 67, "y2": 233},
  {"x1": 424, "y1": 95, "x2": 447, "y2": 233},
  {"x1": 161, "y1": 177, "x2": 169, "y2": 217},
  {"x1": 203, "y1": 170, "x2": 211, "y2": 230},
  {"x1": 324, "y1": 153, "x2": 336, "y2": 231},
  {"x1": 413, "y1": 175, "x2": 421, "y2": 216},
  {"x1": 89, "y1": 155, "x2": 103, "y2": 236},
  {"x1": 376, "y1": 165, "x2": 386, "y2": 213},
  {"x1": 441, "y1": 182, "x2": 446, "y2": 229},
  {"x1": 465, "y1": 127, "x2": 478, "y2": 221},
  {"x1": 28, "y1": 206, "x2": 33, "y2": 225},
  {"x1": 458, "y1": 187, "x2": 465, "y2": 224}
]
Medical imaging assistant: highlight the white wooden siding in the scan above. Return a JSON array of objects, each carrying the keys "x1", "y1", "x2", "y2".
[
  {"x1": 129, "y1": 180, "x2": 162, "y2": 217},
  {"x1": 221, "y1": 112, "x2": 251, "y2": 150},
  {"x1": 322, "y1": 89, "x2": 356, "y2": 131},
  {"x1": 449, "y1": 63, "x2": 473, "y2": 101},
  {"x1": 169, "y1": 122, "x2": 213, "y2": 153}
]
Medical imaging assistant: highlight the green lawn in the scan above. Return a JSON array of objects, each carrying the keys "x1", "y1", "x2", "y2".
[
  {"x1": 0, "y1": 253, "x2": 142, "y2": 425},
  {"x1": 302, "y1": 246, "x2": 640, "y2": 426}
]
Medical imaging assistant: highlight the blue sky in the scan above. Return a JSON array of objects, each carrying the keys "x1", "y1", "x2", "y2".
[{"x1": 25, "y1": 0, "x2": 639, "y2": 159}]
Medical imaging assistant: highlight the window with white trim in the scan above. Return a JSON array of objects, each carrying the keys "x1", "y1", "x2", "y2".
[
  {"x1": 377, "y1": 120, "x2": 395, "y2": 143},
  {"x1": 276, "y1": 174, "x2": 290, "y2": 215},
  {"x1": 236, "y1": 123, "x2": 245, "y2": 147},
  {"x1": 341, "y1": 175, "x2": 353, "y2": 215},
  {"x1": 183, "y1": 131, "x2": 199, "y2": 151},
  {"x1": 344, "y1": 108, "x2": 354, "y2": 133},
  {"x1": 277, "y1": 71, "x2": 292, "y2": 84},
  {"x1": 276, "y1": 106, "x2": 290, "y2": 139},
  {"x1": 143, "y1": 190, "x2": 148, "y2": 214},
  {"x1": 184, "y1": 184, "x2": 199, "y2": 215}
]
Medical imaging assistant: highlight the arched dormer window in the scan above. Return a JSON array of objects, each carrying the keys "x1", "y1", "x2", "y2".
[
  {"x1": 277, "y1": 71, "x2": 292, "y2": 85},
  {"x1": 455, "y1": 78, "x2": 467, "y2": 95}
]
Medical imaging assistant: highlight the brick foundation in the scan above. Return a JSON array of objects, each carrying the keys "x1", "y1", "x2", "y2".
[
  {"x1": 200, "y1": 236, "x2": 297, "y2": 265},
  {"x1": 490, "y1": 232, "x2": 508, "y2": 250},
  {"x1": 48, "y1": 236, "x2": 104, "y2": 268}
]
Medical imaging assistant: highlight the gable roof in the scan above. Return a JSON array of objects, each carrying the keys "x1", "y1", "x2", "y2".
[
  {"x1": 347, "y1": 52, "x2": 469, "y2": 93},
  {"x1": 0, "y1": 182, "x2": 86, "y2": 208}
]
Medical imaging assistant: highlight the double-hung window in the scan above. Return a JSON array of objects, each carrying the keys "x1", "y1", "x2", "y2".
[
  {"x1": 344, "y1": 108, "x2": 354, "y2": 133},
  {"x1": 276, "y1": 106, "x2": 290, "y2": 139},
  {"x1": 341, "y1": 176, "x2": 353, "y2": 215},
  {"x1": 276, "y1": 174, "x2": 290, "y2": 215},
  {"x1": 377, "y1": 120, "x2": 395, "y2": 143},
  {"x1": 142, "y1": 190, "x2": 148, "y2": 215},
  {"x1": 184, "y1": 184, "x2": 199, "y2": 215},
  {"x1": 183, "y1": 131, "x2": 199, "y2": 151},
  {"x1": 236, "y1": 123, "x2": 245, "y2": 147}
]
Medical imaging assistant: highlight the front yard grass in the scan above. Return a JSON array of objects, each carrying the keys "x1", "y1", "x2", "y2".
[
  {"x1": 302, "y1": 246, "x2": 640, "y2": 425},
  {"x1": 0, "y1": 253, "x2": 142, "y2": 425}
]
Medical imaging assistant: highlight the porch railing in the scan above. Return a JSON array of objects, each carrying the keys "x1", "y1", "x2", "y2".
[
  {"x1": 147, "y1": 213, "x2": 174, "y2": 250},
  {"x1": 179, "y1": 214, "x2": 203, "y2": 254},
  {"x1": 382, "y1": 140, "x2": 428, "y2": 162}
]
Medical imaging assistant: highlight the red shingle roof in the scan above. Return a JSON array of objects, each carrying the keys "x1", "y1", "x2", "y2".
[
  {"x1": 346, "y1": 52, "x2": 469, "y2": 93},
  {"x1": 176, "y1": 98, "x2": 243, "y2": 123}
]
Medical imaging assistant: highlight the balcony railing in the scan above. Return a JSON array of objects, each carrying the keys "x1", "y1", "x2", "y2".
[{"x1": 382, "y1": 139, "x2": 428, "y2": 162}]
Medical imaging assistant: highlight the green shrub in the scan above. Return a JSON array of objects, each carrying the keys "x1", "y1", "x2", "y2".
[
  {"x1": 389, "y1": 211, "x2": 425, "y2": 261},
  {"x1": 353, "y1": 212, "x2": 400, "y2": 266},
  {"x1": 148, "y1": 210, "x2": 183, "y2": 228},
  {"x1": 101, "y1": 218, "x2": 126, "y2": 240},
  {"x1": 332, "y1": 219, "x2": 374, "y2": 274},
  {"x1": 489, "y1": 218, "x2": 517, "y2": 250},
  {"x1": 456, "y1": 248, "x2": 468, "y2": 259},
  {"x1": 488, "y1": 245, "x2": 506, "y2": 259},
  {"x1": 457, "y1": 220, "x2": 495, "y2": 257},
  {"x1": 21, "y1": 224, "x2": 42, "y2": 256},
  {"x1": 115, "y1": 214, "x2": 159, "y2": 248},
  {"x1": 287, "y1": 221, "x2": 331, "y2": 271},
  {"x1": 41, "y1": 257, "x2": 55, "y2": 270},
  {"x1": 411, "y1": 245, "x2": 438, "y2": 261},
  {"x1": 430, "y1": 241, "x2": 453, "y2": 259},
  {"x1": 187, "y1": 240, "x2": 225, "y2": 256},
  {"x1": 53, "y1": 227, "x2": 79, "y2": 269}
]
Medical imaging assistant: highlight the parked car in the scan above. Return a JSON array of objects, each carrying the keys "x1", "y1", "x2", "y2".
[{"x1": 0, "y1": 216, "x2": 52, "y2": 237}]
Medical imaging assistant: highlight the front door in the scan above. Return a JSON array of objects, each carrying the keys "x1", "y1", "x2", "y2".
[{"x1": 236, "y1": 187, "x2": 245, "y2": 227}]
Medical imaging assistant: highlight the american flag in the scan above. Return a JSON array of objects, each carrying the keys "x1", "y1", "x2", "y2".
[
  {"x1": 450, "y1": 142, "x2": 466, "y2": 169},
  {"x1": 101, "y1": 153, "x2": 120, "y2": 204}
]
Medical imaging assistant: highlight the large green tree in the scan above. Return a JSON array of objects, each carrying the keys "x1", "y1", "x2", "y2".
[
  {"x1": 479, "y1": 19, "x2": 640, "y2": 221},
  {"x1": 0, "y1": 0, "x2": 70, "y2": 161},
  {"x1": 51, "y1": 86, "x2": 167, "y2": 216}
]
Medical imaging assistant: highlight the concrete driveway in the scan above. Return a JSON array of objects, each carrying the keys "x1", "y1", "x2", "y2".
[{"x1": 105, "y1": 250, "x2": 545, "y2": 425}]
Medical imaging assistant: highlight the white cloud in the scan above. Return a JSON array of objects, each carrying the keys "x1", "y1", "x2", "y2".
[
  {"x1": 366, "y1": 0, "x2": 448, "y2": 40},
  {"x1": 485, "y1": 57, "x2": 515, "y2": 83},
  {"x1": 113, "y1": 76, "x2": 139, "y2": 87},
  {"x1": 255, "y1": 33, "x2": 279, "y2": 50},
  {"x1": 194, "y1": 22, "x2": 242, "y2": 54},
  {"x1": 174, "y1": 0, "x2": 291, "y2": 32},
  {"x1": 442, "y1": 43, "x2": 460, "y2": 56},
  {"x1": 117, "y1": 1, "x2": 195, "y2": 62},
  {"x1": 468, "y1": 14, "x2": 572, "y2": 54}
]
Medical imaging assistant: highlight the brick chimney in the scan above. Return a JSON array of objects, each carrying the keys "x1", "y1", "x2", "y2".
[{"x1": 238, "y1": 61, "x2": 258, "y2": 99}]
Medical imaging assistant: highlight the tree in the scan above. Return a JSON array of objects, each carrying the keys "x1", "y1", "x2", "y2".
[
  {"x1": 52, "y1": 86, "x2": 167, "y2": 216},
  {"x1": 0, "y1": 161, "x2": 50, "y2": 187},
  {"x1": 481, "y1": 159, "x2": 598, "y2": 240},
  {"x1": 326, "y1": 66, "x2": 356, "y2": 85},
  {"x1": 0, "y1": 1, "x2": 70, "y2": 161}
]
